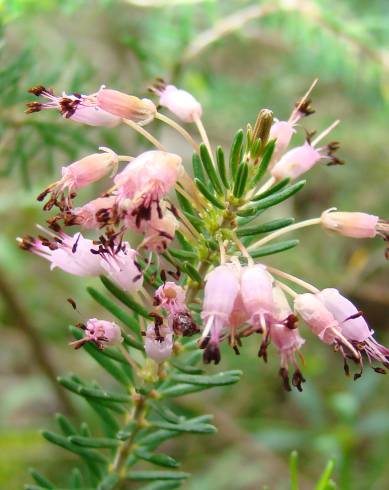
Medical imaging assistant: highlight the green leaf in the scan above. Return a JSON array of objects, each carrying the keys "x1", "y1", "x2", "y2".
[
  {"x1": 315, "y1": 459, "x2": 336, "y2": 490},
  {"x1": 171, "y1": 370, "x2": 242, "y2": 386},
  {"x1": 97, "y1": 474, "x2": 120, "y2": 490},
  {"x1": 250, "y1": 180, "x2": 306, "y2": 205},
  {"x1": 29, "y1": 469, "x2": 54, "y2": 489},
  {"x1": 159, "y1": 383, "x2": 211, "y2": 398},
  {"x1": 192, "y1": 153, "x2": 206, "y2": 183},
  {"x1": 199, "y1": 144, "x2": 223, "y2": 195},
  {"x1": 138, "y1": 482, "x2": 181, "y2": 490},
  {"x1": 80, "y1": 422, "x2": 91, "y2": 437},
  {"x1": 42, "y1": 431, "x2": 108, "y2": 464},
  {"x1": 152, "y1": 421, "x2": 217, "y2": 434},
  {"x1": 229, "y1": 129, "x2": 244, "y2": 179},
  {"x1": 87, "y1": 401, "x2": 120, "y2": 437},
  {"x1": 135, "y1": 449, "x2": 180, "y2": 468},
  {"x1": 56, "y1": 413, "x2": 77, "y2": 436},
  {"x1": 87, "y1": 287, "x2": 141, "y2": 335},
  {"x1": 251, "y1": 139, "x2": 275, "y2": 186},
  {"x1": 69, "y1": 436, "x2": 119, "y2": 449},
  {"x1": 69, "y1": 326, "x2": 135, "y2": 384},
  {"x1": 138, "y1": 430, "x2": 179, "y2": 449},
  {"x1": 233, "y1": 162, "x2": 249, "y2": 198},
  {"x1": 175, "y1": 189, "x2": 195, "y2": 215},
  {"x1": 237, "y1": 218, "x2": 295, "y2": 237},
  {"x1": 290, "y1": 451, "x2": 299, "y2": 490},
  {"x1": 69, "y1": 468, "x2": 83, "y2": 488},
  {"x1": 194, "y1": 178, "x2": 225, "y2": 209},
  {"x1": 182, "y1": 262, "x2": 202, "y2": 283},
  {"x1": 216, "y1": 146, "x2": 228, "y2": 188},
  {"x1": 58, "y1": 376, "x2": 131, "y2": 403},
  {"x1": 126, "y1": 471, "x2": 190, "y2": 481},
  {"x1": 182, "y1": 211, "x2": 204, "y2": 232},
  {"x1": 100, "y1": 276, "x2": 150, "y2": 322},
  {"x1": 175, "y1": 230, "x2": 194, "y2": 252},
  {"x1": 168, "y1": 248, "x2": 198, "y2": 261},
  {"x1": 254, "y1": 177, "x2": 290, "y2": 200},
  {"x1": 249, "y1": 239, "x2": 299, "y2": 258},
  {"x1": 169, "y1": 360, "x2": 204, "y2": 374}
]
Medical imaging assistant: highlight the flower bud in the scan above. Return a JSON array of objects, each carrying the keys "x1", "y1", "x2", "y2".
[
  {"x1": 271, "y1": 143, "x2": 322, "y2": 181},
  {"x1": 321, "y1": 210, "x2": 379, "y2": 238},
  {"x1": 253, "y1": 109, "x2": 273, "y2": 145},
  {"x1": 240, "y1": 264, "x2": 274, "y2": 329},
  {"x1": 154, "y1": 83, "x2": 202, "y2": 123},
  {"x1": 97, "y1": 88, "x2": 156, "y2": 125},
  {"x1": 294, "y1": 293, "x2": 337, "y2": 343}
]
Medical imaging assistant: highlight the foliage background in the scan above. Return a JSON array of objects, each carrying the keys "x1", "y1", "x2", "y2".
[{"x1": 1, "y1": 0, "x2": 389, "y2": 488}]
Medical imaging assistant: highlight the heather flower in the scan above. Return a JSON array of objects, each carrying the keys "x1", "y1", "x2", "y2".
[
  {"x1": 98, "y1": 240, "x2": 143, "y2": 293},
  {"x1": 114, "y1": 150, "x2": 183, "y2": 227},
  {"x1": 151, "y1": 81, "x2": 202, "y2": 123},
  {"x1": 294, "y1": 293, "x2": 360, "y2": 364},
  {"x1": 271, "y1": 286, "x2": 305, "y2": 391},
  {"x1": 141, "y1": 208, "x2": 179, "y2": 253},
  {"x1": 96, "y1": 88, "x2": 156, "y2": 125},
  {"x1": 144, "y1": 323, "x2": 174, "y2": 364},
  {"x1": 38, "y1": 148, "x2": 119, "y2": 210},
  {"x1": 321, "y1": 210, "x2": 389, "y2": 240},
  {"x1": 318, "y1": 288, "x2": 389, "y2": 374},
  {"x1": 154, "y1": 282, "x2": 199, "y2": 336},
  {"x1": 201, "y1": 264, "x2": 241, "y2": 364},
  {"x1": 65, "y1": 196, "x2": 117, "y2": 229},
  {"x1": 269, "y1": 121, "x2": 296, "y2": 167},
  {"x1": 240, "y1": 264, "x2": 275, "y2": 334},
  {"x1": 26, "y1": 86, "x2": 121, "y2": 127},
  {"x1": 18, "y1": 230, "x2": 104, "y2": 277},
  {"x1": 70, "y1": 319, "x2": 123, "y2": 350}
]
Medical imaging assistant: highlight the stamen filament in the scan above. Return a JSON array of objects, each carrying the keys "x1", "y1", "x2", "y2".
[
  {"x1": 156, "y1": 112, "x2": 200, "y2": 152},
  {"x1": 194, "y1": 116, "x2": 215, "y2": 167},
  {"x1": 122, "y1": 118, "x2": 167, "y2": 151},
  {"x1": 248, "y1": 218, "x2": 321, "y2": 251},
  {"x1": 268, "y1": 266, "x2": 320, "y2": 294},
  {"x1": 312, "y1": 120, "x2": 340, "y2": 146}
]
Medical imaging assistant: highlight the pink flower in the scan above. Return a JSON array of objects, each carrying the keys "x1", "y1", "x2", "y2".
[
  {"x1": 321, "y1": 210, "x2": 389, "y2": 239},
  {"x1": 38, "y1": 148, "x2": 119, "y2": 210},
  {"x1": 26, "y1": 86, "x2": 121, "y2": 127},
  {"x1": 71, "y1": 319, "x2": 123, "y2": 350},
  {"x1": 96, "y1": 88, "x2": 156, "y2": 125},
  {"x1": 318, "y1": 288, "x2": 389, "y2": 374},
  {"x1": 18, "y1": 229, "x2": 104, "y2": 277},
  {"x1": 65, "y1": 196, "x2": 117, "y2": 229},
  {"x1": 152, "y1": 82, "x2": 202, "y2": 123},
  {"x1": 201, "y1": 264, "x2": 241, "y2": 364},
  {"x1": 154, "y1": 282, "x2": 186, "y2": 314},
  {"x1": 269, "y1": 121, "x2": 296, "y2": 168},
  {"x1": 144, "y1": 324, "x2": 174, "y2": 364},
  {"x1": 240, "y1": 264, "x2": 275, "y2": 333},
  {"x1": 141, "y1": 208, "x2": 179, "y2": 253},
  {"x1": 294, "y1": 292, "x2": 362, "y2": 368},
  {"x1": 154, "y1": 282, "x2": 199, "y2": 336},
  {"x1": 271, "y1": 286, "x2": 305, "y2": 391},
  {"x1": 98, "y1": 241, "x2": 143, "y2": 293},
  {"x1": 114, "y1": 150, "x2": 183, "y2": 227}
]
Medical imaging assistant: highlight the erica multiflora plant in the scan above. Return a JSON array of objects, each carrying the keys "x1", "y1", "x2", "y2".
[{"x1": 21, "y1": 78, "x2": 388, "y2": 489}]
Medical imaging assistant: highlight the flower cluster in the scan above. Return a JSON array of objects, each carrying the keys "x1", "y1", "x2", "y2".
[{"x1": 22, "y1": 79, "x2": 389, "y2": 391}]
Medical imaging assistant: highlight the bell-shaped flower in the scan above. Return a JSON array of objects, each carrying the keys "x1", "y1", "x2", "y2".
[{"x1": 151, "y1": 81, "x2": 202, "y2": 123}]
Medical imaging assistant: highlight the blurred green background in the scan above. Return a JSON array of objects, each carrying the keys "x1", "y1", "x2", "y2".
[{"x1": 1, "y1": 0, "x2": 389, "y2": 488}]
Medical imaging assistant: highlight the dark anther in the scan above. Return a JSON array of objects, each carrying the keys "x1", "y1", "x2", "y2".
[
  {"x1": 199, "y1": 335, "x2": 210, "y2": 349},
  {"x1": 172, "y1": 312, "x2": 199, "y2": 337},
  {"x1": 160, "y1": 270, "x2": 167, "y2": 283},
  {"x1": 279, "y1": 367, "x2": 292, "y2": 392},
  {"x1": 72, "y1": 233, "x2": 81, "y2": 253},
  {"x1": 258, "y1": 342, "x2": 268, "y2": 363},
  {"x1": 168, "y1": 268, "x2": 181, "y2": 280},
  {"x1": 25, "y1": 101, "x2": 43, "y2": 113},
  {"x1": 292, "y1": 369, "x2": 306, "y2": 392},
  {"x1": 67, "y1": 298, "x2": 77, "y2": 310},
  {"x1": 203, "y1": 344, "x2": 221, "y2": 365},
  {"x1": 232, "y1": 345, "x2": 240, "y2": 355},
  {"x1": 37, "y1": 188, "x2": 51, "y2": 202},
  {"x1": 284, "y1": 314, "x2": 298, "y2": 329},
  {"x1": 343, "y1": 359, "x2": 350, "y2": 377},
  {"x1": 374, "y1": 367, "x2": 386, "y2": 375},
  {"x1": 28, "y1": 85, "x2": 47, "y2": 96},
  {"x1": 295, "y1": 98, "x2": 315, "y2": 117},
  {"x1": 149, "y1": 312, "x2": 164, "y2": 328}
]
